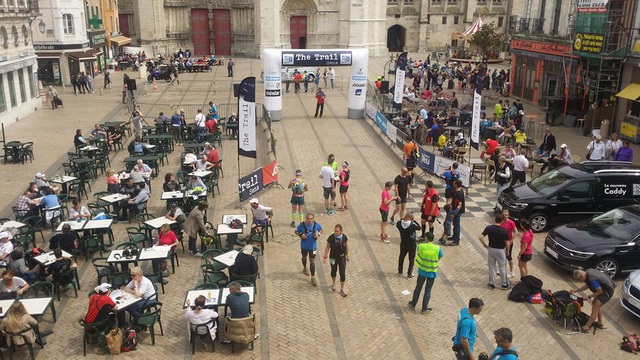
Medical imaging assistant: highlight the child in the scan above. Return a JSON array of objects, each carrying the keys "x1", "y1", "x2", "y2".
[
  {"x1": 380, "y1": 181, "x2": 399, "y2": 243},
  {"x1": 439, "y1": 203, "x2": 458, "y2": 245}
]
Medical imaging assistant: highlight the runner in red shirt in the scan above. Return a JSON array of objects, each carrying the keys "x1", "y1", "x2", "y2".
[{"x1": 420, "y1": 180, "x2": 440, "y2": 238}]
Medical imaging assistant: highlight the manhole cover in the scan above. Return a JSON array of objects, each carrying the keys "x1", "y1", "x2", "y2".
[{"x1": 270, "y1": 233, "x2": 299, "y2": 246}]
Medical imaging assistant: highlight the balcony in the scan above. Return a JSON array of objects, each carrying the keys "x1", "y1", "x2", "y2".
[
  {"x1": 532, "y1": 18, "x2": 544, "y2": 34},
  {"x1": 515, "y1": 18, "x2": 545, "y2": 34}
]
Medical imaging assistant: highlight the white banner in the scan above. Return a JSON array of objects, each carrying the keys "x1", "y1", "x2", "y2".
[
  {"x1": 387, "y1": 123, "x2": 397, "y2": 143},
  {"x1": 393, "y1": 52, "x2": 408, "y2": 109},
  {"x1": 434, "y1": 156, "x2": 471, "y2": 188},
  {"x1": 471, "y1": 91, "x2": 481, "y2": 149}
]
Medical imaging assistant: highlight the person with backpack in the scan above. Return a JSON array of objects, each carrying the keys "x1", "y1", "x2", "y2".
[
  {"x1": 419, "y1": 180, "x2": 440, "y2": 239},
  {"x1": 448, "y1": 180, "x2": 465, "y2": 246},
  {"x1": 288, "y1": 169, "x2": 308, "y2": 227},
  {"x1": 452, "y1": 298, "x2": 484, "y2": 360},
  {"x1": 337, "y1": 161, "x2": 350, "y2": 211},
  {"x1": 441, "y1": 163, "x2": 460, "y2": 204},
  {"x1": 295, "y1": 213, "x2": 323, "y2": 287},
  {"x1": 322, "y1": 224, "x2": 349, "y2": 297},
  {"x1": 571, "y1": 268, "x2": 615, "y2": 332},
  {"x1": 396, "y1": 212, "x2": 421, "y2": 278},
  {"x1": 488, "y1": 327, "x2": 518, "y2": 359}
]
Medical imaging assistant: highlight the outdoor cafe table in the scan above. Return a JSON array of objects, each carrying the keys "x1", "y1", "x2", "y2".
[
  {"x1": 99, "y1": 193, "x2": 129, "y2": 213},
  {"x1": 79, "y1": 145, "x2": 100, "y2": 158},
  {"x1": 3, "y1": 141, "x2": 23, "y2": 164},
  {"x1": 444, "y1": 126, "x2": 462, "y2": 133},
  {"x1": 138, "y1": 245, "x2": 175, "y2": 274},
  {"x1": 145, "y1": 134, "x2": 174, "y2": 151},
  {"x1": 56, "y1": 220, "x2": 87, "y2": 232},
  {"x1": 183, "y1": 142, "x2": 204, "y2": 152},
  {"x1": 84, "y1": 219, "x2": 115, "y2": 244},
  {"x1": 33, "y1": 249, "x2": 74, "y2": 267},
  {"x1": 143, "y1": 217, "x2": 176, "y2": 239},
  {"x1": 49, "y1": 175, "x2": 78, "y2": 194},
  {"x1": 219, "y1": 286, "x2": 256, "y2": 316},
  {"x1": 188, "y1": 170, "x2": 213, "y2": 178},
  {"x1": 109, "y1": 289, "x2": 142, "y2": 313},
  {"x1": 217, "y1": 224, "x2": 244, "y2": 250},
  {"x1": 221, "y1": 214, "x2": 247, "y2": 224},
  {"x1": 107, "y1": 249, "x2": 139, "y2": 271},
  {"x1": 213, "y1": 250, "x2": 239, "y2": 268},
  {"x1": 0, "y1": 298, "x2": 55, "y2": 321},
  {"x1": 183, "y1": 289, "x2": 221, "y2": 308},
  {"x1": 0, "y1": 219, "x2": 25, "y2": 230},
  {"x1": 161, "y1": 190, "x2": 207, "y2": 201}
]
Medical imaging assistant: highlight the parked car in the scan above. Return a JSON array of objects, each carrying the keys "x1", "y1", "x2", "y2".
[
  {"x1": 498, "y1": 161, "x2": 640, "y2": 232},
  {"x1": 621, "y1": 270, "x2": 640, "y2": 319},
  {"x1": 544, "y1": 205, "x2": 640, "y2": 278}
]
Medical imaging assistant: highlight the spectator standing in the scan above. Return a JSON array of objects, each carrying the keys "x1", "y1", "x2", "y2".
[
  {"x1": 587, "y1": 135, "x2": 606, "y2": 161},
  {"x1": 408, "y1": 232, "x2": 443, "y2": 313},
  {"x1": 338, "y1": 161, "x2": 350, "y2": 211},
  {"x1": 517, "y1": 219, "x2": 534, "y2": 278},
  {"x1": 183, "y1": 202, "x2": 211, "y2": 256},
  {"x1": 614, "y1": 141, "x2": 634, "y2": 162},
  {"x1": 320, "y1": 163, "x2": 337, "y2": 215},
  {"x1": 479, "y1": 214, "x2": 510, "y2": 290},
  {"x1": 494, "y1": 156, "x2": 511, "y2": 211},
  {"x1": 511, "y1": 149, "x2": 529, "y2": 186},
  {"x1": 489, "y1": 328, "x2": 518, "y2": 360},
  {"x1": 47, "y1": 86, "x2": 60, "y2": 109},
  {"x1": 328, "y1": 67, "x2": 335, "y2": 89},
  {"x1": 104, "y1": 70, "x2": 111, "y2": 89},
  {"x1": 314, "y1": 88, "x2": 326, "y2": 118},
  {"x1": 396, "y1": 213, "x2": 421, "y2": 278},
  {"x1": 605, "y1": 132, "x2": 622, "y2": 160},
  {"x1": 448, "y1": 180, "x2": 465, "y2": 246},
  {"x1": 452, "y1": 298, "x2": 484, "y2": 360},
  {"x1": 194, "y1": 109, "x2": 207, "y2": 143},
  {"x1": 441, "y1": 163, "x2": 460, "y2": 204},
  {"x1": 227, "y1": 58, "x2": 234, "y2": 77},
  {"x1": 322, "y1": 224, "x2": 349, "y2": 297},
  {"x1": 379, "y1": 181, "x2": 398, "y2": 243}
]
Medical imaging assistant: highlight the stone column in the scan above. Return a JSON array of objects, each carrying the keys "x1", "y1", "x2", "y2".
[
  {"x1": 338, "y1": 0, "x2": 386, "y2": 57},
  {"x1": 257, "y1": 0, "x2": 281, "y2": 55},
  {"x1": 135, "y1": 0, "x2": 166, "y2": 45}
]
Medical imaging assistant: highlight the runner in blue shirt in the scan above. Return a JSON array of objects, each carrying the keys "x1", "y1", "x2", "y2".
[
  {"x1": 490, "y1": 327, "x2": 518, "y2": 360},
  {"x1": 453, "y1": 298, "x2": 484, "y2": 360},
  {"x1": 441, "y1": 162, "x2": 461, "y2": 204},
  {"x1": 295, "y1": 213, "x2": 323, "y2": 287}
]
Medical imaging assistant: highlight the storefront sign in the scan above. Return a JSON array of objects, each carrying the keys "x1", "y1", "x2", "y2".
[
  {"x1": 573, "y1": 32, "x2": 604, "y2": 53},
  {"x1": 577, "y1": 0, "x2": 609, "y2": 13},
  {"x1": 34, "y1": 43, "x2": 89, "y2": 50},
  {"x1": 281, "y1": 51, "x2": 352, "y2": 66},
  {"x1": 511, "y1": 39, "x2": 573, "y2": 56},
  {"x1": 88, "y1": 30, "x2": 106, "y2": 48}
]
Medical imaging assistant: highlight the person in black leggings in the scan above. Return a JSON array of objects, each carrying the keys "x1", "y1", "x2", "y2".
[{"x1": 323, "y1": 224, "x2": 349, "y2": 297}]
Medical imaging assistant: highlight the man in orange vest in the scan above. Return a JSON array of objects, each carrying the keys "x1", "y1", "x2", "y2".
[{"x1": 420, "y1": 180, "x2": 440, "y2": 239}]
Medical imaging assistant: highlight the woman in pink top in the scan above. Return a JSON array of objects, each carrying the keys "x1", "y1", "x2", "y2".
[
  {"x1": 518, "y1": 219, "x2": 534, "y2": 277},
  {"x1": 501, "y1": 209, "x2": 518, "y2": 279},
  {"x1": 379, "y1": 181, "x2": 399, "y2": 243},
  {"x1": 155, "y1": 224, "x2": 179, "y2": 272},
  {"x1": 106, "y1": 170, "x2": 119, "y2": 193},
  {"x1": 338, "y1": 161, "x2": 350, "y2": 211}
]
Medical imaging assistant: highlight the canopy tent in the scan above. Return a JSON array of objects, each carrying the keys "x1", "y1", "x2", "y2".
[{"x1": 462, "y1": 17, "x2": 483, "y2": 37}]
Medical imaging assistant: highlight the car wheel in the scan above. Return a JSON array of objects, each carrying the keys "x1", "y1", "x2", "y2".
[
  {"x1": 595, "y1": 257, "x2": 619, "y2": 278},
  {"x1": 528, "y1": 213, "x2": 549, "y2": 233}
]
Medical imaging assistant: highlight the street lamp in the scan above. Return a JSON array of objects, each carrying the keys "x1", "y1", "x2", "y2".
[{"x1": 38, "y1": 20, "x2": 45, "y2": 34}]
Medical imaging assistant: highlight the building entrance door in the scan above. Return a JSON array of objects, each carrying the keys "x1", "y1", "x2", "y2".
[
  {"x1": 213, "y1": 9, "x2": 232, "y2": 55},
  {"x1": 191, "y1": 9, "x2": 210, "y2": 55},
  {"x1": 290, "y1": 16, "x2": 307, "y2": 49}
]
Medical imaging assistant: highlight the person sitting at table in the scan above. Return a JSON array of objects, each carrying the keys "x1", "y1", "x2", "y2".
[
  {"x1": 155, "y1": 224, "x2": 180, "y2": 274},
  {"x1": 166, "y1": 203, "x2": 186, "y2": 223},
  {"x1": 91, "y1": 124, "x2": 108, "y2": 141},
  {"x1": 537, "y1": 127, "x2": 556, "y2": 156},
  {"x1": 0, "y1": 270, "x2": 30, "y2": 299},
  {"x1": 249, "y1": 198, "x2": 272, "y2": 234},
  {"x1": 124, "y1": 267, "x2": 157, "y2": 318},
  {"x1": 127, "y1": 135, "x2": 149, "y2": 156},
  {"x1": 183, "y1": 202, "x2": 211, "y2": 256},
  {"x1": 28, "y1": 182, "x2": 44, "y2": 199},
  {"x1": 15, "y1": 190, "x2": 40, "y2": 218},
  {"x1": 49, "y1": 223, "x2": 79, "y2": 254},
  {"x1": 227, "y1": 112, "x2": 239, "y2": 139},
  {"x1": 193, "y1": 156, "x2": 214, "y2": 172},
  {"x1": 163, "y1": 173, "x2": 180, "y2": 192},
  {"x1": 33, "y1": 172, "x2": 60, "y2": 194},
  {"x1": 185, "y1": 295, "x2": 219, "y2": 342},
  {"x1": 183, "y1": 149, "x2": 198, "y2": 171},
  {"x1": 186, "y1": 175, "x2": 206, "y2": 191},
  {"x1": 489, "y1": 148, "x2": 501, "y2": 180},
  {"x1": 9, "y1": 249, "x2": 41, "y2": 283},
  {"x1": 126, "y1": 183, "x2": 150, "y2": 217},
  {"x1": 41, "y1": 187, "x2": 62, "y2": 225},
  {"x1": 69, "y1": 199, "x2": 92, "y2": 221},
  {"x1": 0, "y1": 232, "x2": 12, "y2": 261},
  {"x1": 0, "y1": 302, "x2": 39, "y2": 348},
  {"x1": 230, "y1": 245, "x2": 258, "y2": 277},
  {"x1": 155, "y1": 112, "x2": 170, "y2": 134},
  {"x1": 74, "y1": 129, "x2": 89, "y2": 147},
  {"x1": 108, "y1": 124, "x2": 124, "y2": 152},
  {"x1": 501, "y1": 144, "x2": 515, "y2": 160},
  {"x1": 45, "y1": 248, "x2": 77, "y2": 290},
  {"x1": 131, "y1": 159, "x2": 152, "y2": 187},
  {"x1": 85, "y1": 283, "x2": 117, "y2": 330},
  {"x1": 437, "y1": 131, "x2": 448, "y2": 151},
  {"x1": 120, "y1": 177, "x2": 138, "y2": 199},
  {"x1": 426, "y1": 120, "x2": 440, "y2": 144},
  {"x1": 106, "y1": 169, "x2": 120, "y2": 193},
  {"x1": 514, "y1": 128, "x2": 527, "y2": 146},
  {"x1": 498, "y1": 121, "x2": 516, "y2": 144},
  {"x1": 205, "y1": 116, "x2": 217, "y2": 134},
  {"x1": 225, "y1": 282, "x2": 250, "y2": 319}
]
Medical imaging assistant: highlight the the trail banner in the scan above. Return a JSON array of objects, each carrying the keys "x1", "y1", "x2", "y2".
[
  {"x1": 238, "y1": 76, "x2": 257, "y2": 158},
  {"x1": 393, "y1": 52, "x2": 407, "y2": 109}
]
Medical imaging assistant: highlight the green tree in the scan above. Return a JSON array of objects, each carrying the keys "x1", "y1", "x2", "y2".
[{"x1": 469, "y1": 22, "x2": 504, "y2": 54}]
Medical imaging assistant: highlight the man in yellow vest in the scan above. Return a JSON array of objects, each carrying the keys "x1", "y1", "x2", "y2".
[{"x1": 408, "y1": 232, "x2": 444, "y2": 313}]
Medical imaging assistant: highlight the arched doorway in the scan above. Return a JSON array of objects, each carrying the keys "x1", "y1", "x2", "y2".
[
  {"x1": 282, "y1": 0, "x2": 317, "y2": 49},
  {"x1": 387, "y1": 25, "x2": 406, "y2": 52}
]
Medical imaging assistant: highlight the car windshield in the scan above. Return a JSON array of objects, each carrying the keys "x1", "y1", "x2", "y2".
[
  {"x1": 528, "y1": 168, "x2": 575, "y2": 196},
  {"x1": 588, "y1": 209, "x2": 640, "y2": 240}
]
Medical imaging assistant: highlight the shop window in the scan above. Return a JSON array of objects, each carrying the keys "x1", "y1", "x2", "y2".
[
  {"x1": 63, "y1": 14, "x2": 75, "y2": 34},
  {"x1": 451, "y1": 39, "x2": 458, "y2": 47},
  {"x1": 7, "y1": 72, "x2": 16, "y2": 108},
  {"x1": 27, "y1": 66, "x2": 35, "y2": 98},
  {"x1": 12, "y1": 26, "x2": 18, "y2": 46},
  {"x1": 442, "y1": 16, "x2": 447, "y2": 25},
  {"x1": 0, "y1": 74, "x2": 5, "y2": 113},
  {"x1": 17, "y1": 69, "x2": 26, "y2": 103},
  {"x1": 454, "y1": 16, "x2": 459, "y2": 25}
]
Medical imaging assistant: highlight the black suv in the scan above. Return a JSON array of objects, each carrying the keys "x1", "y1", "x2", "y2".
[
  {"x1": 544, "y1": 205, "x2": 640, "y2": 278},
  {"x1": 498, "y1": 161, "x2": 640, "y2": 232}
]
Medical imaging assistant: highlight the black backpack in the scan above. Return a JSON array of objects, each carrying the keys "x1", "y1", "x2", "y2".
[{"x1": 508, "y1": 275, "x2": 543, "y2": 302}]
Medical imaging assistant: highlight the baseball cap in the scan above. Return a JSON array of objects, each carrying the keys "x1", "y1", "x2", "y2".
[
  {"x1": 560, "y1": 144, "x2": 567, "y2": 148},
  {"x1": 341, "y1": 161, "x2": 349, "y2": 167},
  {"x1": 97, "y1": 283, "x2": 112, "y2": 293},
  {"x1": 596, "y1": 135, "x2": 602, "y2": 140},
  {"x1": 249, "y1": 198, "x2": 259, "y2": 204},
  {"x1": 0, "y1": 231, "x2": 9, "y2": 239},
  {"x1": 295, "y1": 169, "x2": 302, "y2": 175},
  {"x1": 35, "y1": 172, "x2": 45, "y2": 179}
]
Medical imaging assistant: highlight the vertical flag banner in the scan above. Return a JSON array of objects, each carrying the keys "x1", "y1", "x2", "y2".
[
  {"x1": 471, "y1": 70, "x2": 483, "y2": 150},
  {"x1": 238, "y1": 77, "x2": 257, "y2": 158},
  {"x1": 393, "y1": 52, "x2": 407, "y2": 110}
]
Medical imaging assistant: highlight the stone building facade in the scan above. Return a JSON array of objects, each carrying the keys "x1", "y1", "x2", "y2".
[
  {"x1": 118, "y1": 0, "x2": 388, "y2": 58},
  {"x1": 0, "y1": 0, "x2": 40, "y2": 126}
]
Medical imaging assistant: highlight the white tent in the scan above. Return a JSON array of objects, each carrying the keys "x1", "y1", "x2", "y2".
[{"x1": 462, "y1": 16, "x2": 484, "y2": 37}]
